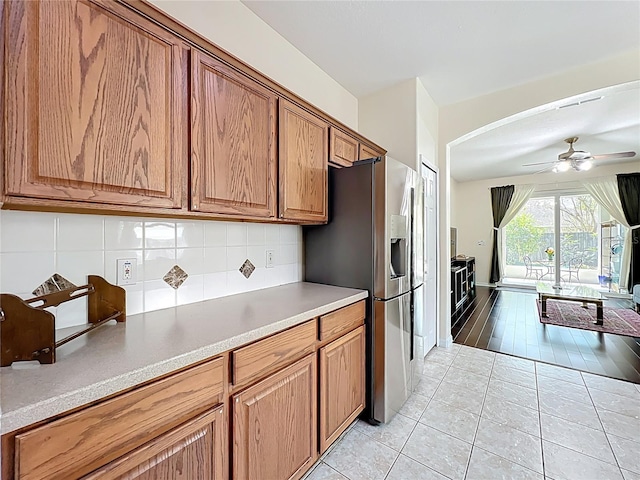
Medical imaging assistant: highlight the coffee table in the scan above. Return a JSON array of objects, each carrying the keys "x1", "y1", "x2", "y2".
[{"x1": 536, "y1": 282, "x2": 604, "y2": 325}]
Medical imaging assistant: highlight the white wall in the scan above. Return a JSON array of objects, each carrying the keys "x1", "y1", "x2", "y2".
[
  {"x1": 417, "y1": 78, "x2": 438, "y2": 168},
  {"x1": 358, "y1": 79, "x2": 417, "y2": 168},
  {"x1": 450, "y1": 178, "x2": 459, "y2": 228},
  {"x1": 453, "y1": 162, "x2": 640, "y2": 285},
  {"x1": 149, "y1": 0, "x2": 358, "y2": 129},
  {"x1": 0, "y1": 211, "x2": 303, "y2": 329}
]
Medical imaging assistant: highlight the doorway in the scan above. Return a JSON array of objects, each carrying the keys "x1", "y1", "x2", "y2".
[{"x1": 421, "y1": 162, "x2": 438, "y2": 354}]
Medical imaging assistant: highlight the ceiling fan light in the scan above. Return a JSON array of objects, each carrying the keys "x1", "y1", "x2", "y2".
[
  {"x1": 556, "y1": 161, "x2": 571, "y2": 172},
  {"x1": 578, "y1": 160, "x2": 593, "y2": 171}
]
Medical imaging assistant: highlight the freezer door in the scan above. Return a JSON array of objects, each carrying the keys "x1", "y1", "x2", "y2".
[
  {"x1": 373, "y1": 292, "x2": 412, "y2": 423},
  {"x1": 374, "y1": 157, "x2": 414, "y2": 299}
]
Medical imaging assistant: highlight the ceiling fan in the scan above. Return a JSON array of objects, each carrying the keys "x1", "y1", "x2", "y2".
[{"x1": 523, "y1": 137, "x2": 636, "y2": 173}]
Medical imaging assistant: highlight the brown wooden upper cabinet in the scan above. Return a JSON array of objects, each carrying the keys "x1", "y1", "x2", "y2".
[
  {"x1": 329, "y1": 127, "x2": 359, "y2": 167},
  {"x1": 278, "y1": 99, "x2": 328, "y2": 223},
  {"x1": 3, "y1": 0, "x2": 187, "y2": 209},
  {"x1": 191, "y1": 49, "x2": 277, "y2": 218},
  {"x1": 359, "y1": 143, "x2": 382, "y2": 161}
]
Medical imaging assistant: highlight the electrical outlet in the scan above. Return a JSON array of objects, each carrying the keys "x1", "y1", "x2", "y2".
[
  {"x1": 266, "y1": 250, "x2": 276, "y2": 268},
  {"x1": 116, "y1": 258, "x2": 137, "y2": 286}
]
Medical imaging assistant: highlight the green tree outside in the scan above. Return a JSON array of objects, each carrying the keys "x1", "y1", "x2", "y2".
[{"x1": 505, "y1": 213, "x2": 544, "y2": 265}]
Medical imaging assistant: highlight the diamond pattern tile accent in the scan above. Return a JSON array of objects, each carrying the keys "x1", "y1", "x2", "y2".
[
  {"x1": 163, "y1": 265, "x2": 188, "y2": 289},
  {"x1": 239, "y1": 259, "x2": 255, "y2": 279},
  {"x1": 32, "y1": 273, "x2": 77, "y2": 296}
]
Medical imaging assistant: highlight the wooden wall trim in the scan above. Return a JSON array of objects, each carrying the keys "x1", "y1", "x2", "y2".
[{"x1": 115, "y1": 0, "x2": 386, "y2": 155}]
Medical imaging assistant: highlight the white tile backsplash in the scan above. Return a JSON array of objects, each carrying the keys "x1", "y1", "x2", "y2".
[
  {"x1": 144, "y1": 248, "x2": 176, "y2": 281},
  {"x1": 177, "y1": 222, "x2": 204, "y2": 248},
  {"x1": 144, "y1": 279, "x2": 176, "y2": 311},
  {"x1": 0, "y1": 211, "x2": 303, "y2": 329},
  {"x1": 1, "y1": 251, "x2": 56, "y2": 293},
  {"x1": 0, "y1": 211, "x2": 56, "y2": 252},
  {"x1": 176, "y1": 274, "x2": 204, "y2": 306},
  {"x1": 226, "y1": 223, "x2": 247, "y2": 246},
  {"x1": 56, "y1": 251, "x2": 105, "y2": 285},
  {"x1": 226, "y1": 245, "x2": 248, "y2": 271},
  {"x1": 144, "y1": 221, "x2": 176, "y2": 249},
  {"x1": 176, "y1": 248, "x2": 205, "y2": 276},
  {"x1": 57, "y1": 214, "x2": 104, "y2": 251},
  {"x1": 204, "y1": 222, "x2": 226, "y2": 246},
  {"x1": 203, "y1": 246, "x2": 228, "y2": 273},
  {"x1": 247, "y1": 223, "x2": 265, "y2": 246},
  {"x1": 104, "y1": 218, "x2": 143, "y2": 250}
]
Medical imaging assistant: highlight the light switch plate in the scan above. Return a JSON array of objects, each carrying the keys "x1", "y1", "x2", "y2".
[
  {"x1": 266, "y1": 250, "x2": 275, "y2": 268},
  {"x1": 116, "y1": 258, "x2": 137, "y2": 286}
]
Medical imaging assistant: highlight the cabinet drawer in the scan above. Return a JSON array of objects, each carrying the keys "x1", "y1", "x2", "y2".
[
  {"x1": 232, "y1": 320, "x2": 317, "y2": 386},
  {"x1": 15, "y1": 357, "x2": 224, "y2": 480},
  {"x1": 319, "y1": 301, "x2": 365, "y2": 342}
]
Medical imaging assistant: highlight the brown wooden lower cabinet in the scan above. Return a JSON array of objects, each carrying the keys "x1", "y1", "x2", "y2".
[
  {"x1": 82, "y1": 406, "x2": 226, "y2": 480},
  {"x1": 319, "y1": 325, "x2": 366, "y2": 453},
  {"x1": 232, "y1": 354, "x2": 317, "y2": 480},
  {"x1": 3, "y1": 301, "x2": 367, "y2": 480}
]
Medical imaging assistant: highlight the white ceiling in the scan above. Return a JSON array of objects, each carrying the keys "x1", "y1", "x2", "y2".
[
  {"x1": 242, "y1": 1, "x2": 640, "y2": 182},
  {"x1": 450, "y1": 83, "x2": 640, "y2": 182},
  {"x1": 242, "y1": 1, "x2": 640, "y2": 106}
]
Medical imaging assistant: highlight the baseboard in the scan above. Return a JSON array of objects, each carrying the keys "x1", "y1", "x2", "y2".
[
  {"x1": 604, "y1": 291, "x2": 633, "y2": 299},
  {"x1": 438, "y1": 334, "x2": 453, "y2": 347},
  {"x1": 476, "y1": 281, "x2": 493, "y2": 287}
]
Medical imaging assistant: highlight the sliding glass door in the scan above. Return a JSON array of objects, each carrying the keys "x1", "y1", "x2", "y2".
[
  {"x1": 503, "y1": 190, "x2": 620, "y2": 291},
  {"x1": 504, "y1": 196, "x2": 554, "y2": 285},
  {"x1": 559, "y1": 194, "x2": 598, "y2": 288}
]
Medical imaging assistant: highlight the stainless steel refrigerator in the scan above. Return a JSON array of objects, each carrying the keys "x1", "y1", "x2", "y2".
[{"x1": 304, "y1": 156, "x2": 424, "y2": 424}]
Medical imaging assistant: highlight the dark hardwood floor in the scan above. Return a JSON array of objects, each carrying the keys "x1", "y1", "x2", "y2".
[{"x1": 452, "y1": 286, "x2": 640, "y2": 383}]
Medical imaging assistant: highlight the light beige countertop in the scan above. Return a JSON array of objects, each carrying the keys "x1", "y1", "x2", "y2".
[{"x1": 0, "y1": 282, "x2": 367, "y2": 435}]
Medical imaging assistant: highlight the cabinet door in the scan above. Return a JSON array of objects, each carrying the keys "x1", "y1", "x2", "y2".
[
  {"x1": 329, "y1": 127, "x2": 358, "y2": 167},
  {"x1": 279, "y1": 99, "x2": 328, "y2": 222},
  {"x1": 4, "y1": 0, "x2": 186, "y2": 209},
  {"x1": 233, "y1": 354, "x2": 317, "y2": 480},
  {"x1": 82, "y1": 407, "x2": 226, "y2": 480},
  {"x1": 191, "y1": 50, "x2": 277, "y2": 217},
  {"x1": 359, "y1": 144, "x2": 381, "y2": 161},
  {"x1": 319, "y1": 326, "x2": 365, "y2": 453}
]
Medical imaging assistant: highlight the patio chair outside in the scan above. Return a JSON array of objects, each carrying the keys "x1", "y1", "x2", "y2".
[
  {"x1": 561, "y1": 256, "x2": 583, "y2": 284},
  {"x1": 523, "y1": 255, "x2": 543, "y2": 280}
]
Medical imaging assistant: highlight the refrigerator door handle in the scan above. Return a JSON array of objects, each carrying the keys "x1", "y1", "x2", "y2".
[
  {"x1": 409, "y1": 290, "x2": 415, "y2": 362},
  {"x1": 409, "y1": 187, "x2": 415, "y2": 289}
]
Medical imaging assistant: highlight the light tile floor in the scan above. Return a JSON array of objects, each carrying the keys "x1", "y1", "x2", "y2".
[{"x1": 303, "y1": 343, "x2": 640, "y2": 480}]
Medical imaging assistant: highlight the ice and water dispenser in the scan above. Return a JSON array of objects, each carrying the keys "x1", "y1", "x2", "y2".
[{"x1": 389, "y1": 214, "x2": 407, "y2": 279}]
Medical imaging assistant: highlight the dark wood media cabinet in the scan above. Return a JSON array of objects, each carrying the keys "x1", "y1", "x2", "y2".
[{"x1": 451, "y1": 257, "x2": 476, "y2": 326}]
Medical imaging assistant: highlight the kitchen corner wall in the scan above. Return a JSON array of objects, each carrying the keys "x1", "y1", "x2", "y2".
[{"x1": 0, "y1": 211, "x2": 303, "y2": 329}]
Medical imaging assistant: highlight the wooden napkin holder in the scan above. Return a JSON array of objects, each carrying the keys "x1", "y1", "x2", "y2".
[{"x1": 0, "y1": 275, "x2": 126, "y2": 366}]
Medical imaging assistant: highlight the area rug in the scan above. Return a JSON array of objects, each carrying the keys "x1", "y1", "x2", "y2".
[{"x1": 537, "y1": 300, "x2": 640, "y2": 337}]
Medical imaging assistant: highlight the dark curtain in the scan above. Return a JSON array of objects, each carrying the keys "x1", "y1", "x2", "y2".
[
  {"x1": 617, "y1": 173, "x2": 640, "y2": 291},
  {"x1": 489, "y1": 185, "x2": 515, "y2": 284}
]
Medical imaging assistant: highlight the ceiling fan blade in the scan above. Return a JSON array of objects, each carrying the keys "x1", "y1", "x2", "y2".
[
  {"x1": 533, "y1": 164, "x2": 555, "y2": 174},
  {"x1": 591, "y1": 151, "x2": 636, "y2": 160},
  {"x1": 523, "y1": 161, "x2": 556, "y2": 167}
]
